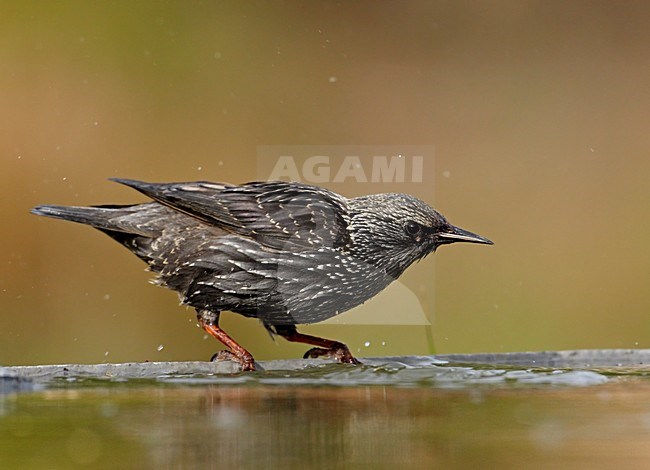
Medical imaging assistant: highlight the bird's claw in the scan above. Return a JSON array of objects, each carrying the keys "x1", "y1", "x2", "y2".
[
  {"x1": 210, "y1": 350, "x2": 256, "y2": 372},
  {"x1": 303, "y1": 346, "x2": 361, "y2": 365}
]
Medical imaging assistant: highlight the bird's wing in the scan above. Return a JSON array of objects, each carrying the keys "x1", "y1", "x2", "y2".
[{"x1": 110, "y1": 178, "x2": 351, "y2": 250}]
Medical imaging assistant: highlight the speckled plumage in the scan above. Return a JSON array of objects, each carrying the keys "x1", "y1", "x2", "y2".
[{"x1": 32, "y1": 178, "x2": 492, "y2": 370}]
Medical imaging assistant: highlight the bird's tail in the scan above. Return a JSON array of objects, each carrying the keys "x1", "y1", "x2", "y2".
[
  {"x1": 32, "y1": 204, "x2": 102, "y2": 225},
  {"x1": 31, "y1": 204, "x2": 131, "y2": 230},
  {"x1": 31, "y1": 203, "x2": 167, "y2": 265}
]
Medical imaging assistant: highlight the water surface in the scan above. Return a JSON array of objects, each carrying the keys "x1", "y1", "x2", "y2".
[{"x1": 1, "y1": 362, "x2": 649, "y2": 469}]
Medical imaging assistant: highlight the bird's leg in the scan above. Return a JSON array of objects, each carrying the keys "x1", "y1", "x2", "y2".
[
  {"x1": 197, "y1": 310, "x2": 256, "y2": 372},
  {"x1": 274, "y1": 325, "x2": 361, "y2": 365}
]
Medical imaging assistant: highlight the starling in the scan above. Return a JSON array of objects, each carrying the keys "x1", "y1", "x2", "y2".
[{"x1": 31, "y1": 178, "x2": 492, "y2": 371}]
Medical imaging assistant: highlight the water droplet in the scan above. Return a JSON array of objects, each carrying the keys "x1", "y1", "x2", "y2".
[
  {"x1": 364, "y1": 341, "x2": 371, "y2": 347},
  {"x1": 157, "y1": 344, "x2": 164, "y2": 352}
]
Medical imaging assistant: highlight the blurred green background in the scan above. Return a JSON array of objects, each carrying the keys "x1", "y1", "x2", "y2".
[{"x1": 2, "y1": 1, "x2": 649, "y2": 365}]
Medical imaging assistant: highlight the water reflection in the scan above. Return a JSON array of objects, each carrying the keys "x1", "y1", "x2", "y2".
[
  {"x1": 126, "y1": 387, "x2": 429, "y2": 468},
  {"x1": 2, "y1": 380, "x2": 650, "y2": 468}
]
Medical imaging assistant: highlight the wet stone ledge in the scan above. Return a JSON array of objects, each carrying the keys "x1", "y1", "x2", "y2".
[
  {"x1": 2, "y1": 349, "x2": 649, "y2": 387},
  {"x1": 0, "y1": 366, "x2": 36, "y2": 394},
  {"x1": 438, "y1": 348, "x2": 650, "y2": 368}
]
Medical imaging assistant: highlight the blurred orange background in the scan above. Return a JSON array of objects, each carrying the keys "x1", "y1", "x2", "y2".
[{"x1": 2, "y1": 1, "x2": 649, "y2": 365}]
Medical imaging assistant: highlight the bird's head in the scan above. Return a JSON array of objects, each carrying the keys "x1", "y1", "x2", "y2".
[{"x1": 346, "y1": 193, "x2": 493, "y2": 279}]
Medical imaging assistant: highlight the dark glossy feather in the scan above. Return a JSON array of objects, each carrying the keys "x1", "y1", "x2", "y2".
[{"x1": 110, "y1": 178, "x2": 351, "y2": 251}]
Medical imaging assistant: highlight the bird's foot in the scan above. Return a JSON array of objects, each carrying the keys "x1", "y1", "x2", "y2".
[
  {"x1": 303, "y1": 344, "x2": 361, "y2": 365},
  {"x1": 210, "y1": 350, "x2": 256, "y2": 372}
]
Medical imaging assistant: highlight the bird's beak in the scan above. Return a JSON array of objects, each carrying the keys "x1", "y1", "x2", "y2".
[{"x1": 437, "y1": 224, "x2": 493, "y2": 245}]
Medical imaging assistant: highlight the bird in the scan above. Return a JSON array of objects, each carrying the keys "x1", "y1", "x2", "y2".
[{"x1": 31, "y1": 178, "x2": 493, "y2": 371}]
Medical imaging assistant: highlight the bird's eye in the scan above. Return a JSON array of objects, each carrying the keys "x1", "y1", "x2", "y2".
[{"x1": 404, "y1": 221, "x2": 422, "y2": 237}]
